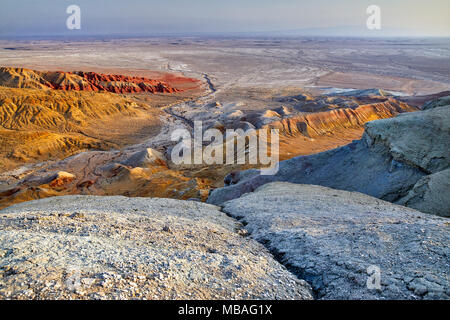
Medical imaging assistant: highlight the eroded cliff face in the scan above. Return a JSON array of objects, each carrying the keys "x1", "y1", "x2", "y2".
[
  {"x1": 265, "y1": 99, "x2": 417, "y2": 160},
  {"x1": 268, "y1": 100, "x2": 415, "y2": 138},
  {"x1": 0, "y1": 67, "x2": 180, "y2": 93}
]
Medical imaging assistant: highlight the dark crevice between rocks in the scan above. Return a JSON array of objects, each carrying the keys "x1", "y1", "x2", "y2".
[
  {"x1": 260, "y1": 239, "x2": 322, "y2": 300},
  {"x1": 219, "y1": 205, "x2": 319, "y2": 299}
]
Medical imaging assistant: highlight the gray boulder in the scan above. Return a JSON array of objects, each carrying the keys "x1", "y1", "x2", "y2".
[
  {"x1": 422, "y1": 95, "x2": 450, "y2": 110},
  {"x1": 364, "y1": 105, "x2": 450, "y2": 173},
  {"x1": 222, "y1": 182, "x2": 450, "y2": 300},
  {"x1": 0, "y1": 195, "x2": 312, "y2": 300},
  {"x1": 397, "y1": 169, "x2": 450, "y2": 217}
]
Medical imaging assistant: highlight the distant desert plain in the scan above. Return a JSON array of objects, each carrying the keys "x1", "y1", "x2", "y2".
[{"x1": 0, "y1": 37, "x2": 448, "y2": 208}]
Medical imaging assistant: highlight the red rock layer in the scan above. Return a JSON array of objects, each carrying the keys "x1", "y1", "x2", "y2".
[
  {"x1": 0, "y1": 67, "x2": 181, "y2": 94},
  {"x1": 46, "y1": 71, "x2": 181, "y2": 94}
]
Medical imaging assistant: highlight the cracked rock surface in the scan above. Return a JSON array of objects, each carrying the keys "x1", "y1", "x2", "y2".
[
  {"x1": 0, "y1": 195, "x2": 313, "y2": 300},
  {"x1": 223, "y1": 182, "x2": 450, "y2": 300}
]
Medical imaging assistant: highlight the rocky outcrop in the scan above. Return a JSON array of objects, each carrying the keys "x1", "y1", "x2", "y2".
[
  {"x1": 120, "y1": 148, "x2": 167, "y2": 168},
  {"x1": 208, "y1": 105, "x2": 450, "y2": 217},
  {"x1": 222, "y1": 182, "x2": 450, "y2": 299},
  {"x1": 397, "y1": 169, "x2": 450, "y2": 218},
  {"x1": 422, "y1": 95, "x2": 450, "y2": 110},
  {"x1": 364, "y1": 104, "x2": 449, "y2": 174},
  {"x1": 0, "y1": 195, "x2": 313, "y2": 300},
  {"x1": 0, "y1": 86, "x2": 152, "y2": 131},
  {"x1": 0, "y1": 67, "x2": 180, "y2": 94}
]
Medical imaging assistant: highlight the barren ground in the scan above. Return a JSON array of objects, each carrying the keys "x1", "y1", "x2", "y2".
[{"x1": 0, "y1": 37, "x2": 448, "y2": 207}]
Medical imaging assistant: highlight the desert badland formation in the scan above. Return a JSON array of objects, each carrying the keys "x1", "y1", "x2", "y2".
[{"x1": 0, "y1": 37, "x2": 449, "y2": 300}]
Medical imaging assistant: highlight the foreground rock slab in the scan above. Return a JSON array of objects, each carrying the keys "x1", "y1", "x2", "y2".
[
  {"x1": 223, "y1": 182, "x2": 450, "y2": 300},
  {"x1": 0, "y1": 195, "x2": 312, "y2": 300}
]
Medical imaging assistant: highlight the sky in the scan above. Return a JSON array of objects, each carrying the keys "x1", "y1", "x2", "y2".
[{"x1": 0, "y1": 0, "x2": 449, "y2": 38}]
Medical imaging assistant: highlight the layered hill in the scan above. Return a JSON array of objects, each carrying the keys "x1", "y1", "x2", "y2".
[
  {"x1": 0, "y1": 67, "x2": 180, "y2": 94},
  {"x1": 166, "y1": 89, "x2": 418, "y2": 161},
  {"x1": 264, "y1": 98, "x2": 416, "y2": 160},
  {"x1": 0, "y1": 86, "x2": 163, "y2": 171}
]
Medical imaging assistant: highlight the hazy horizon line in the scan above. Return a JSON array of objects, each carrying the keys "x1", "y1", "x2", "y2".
[{"x1": 1, "y1": 28, "x2": 450, "y2": 41}]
